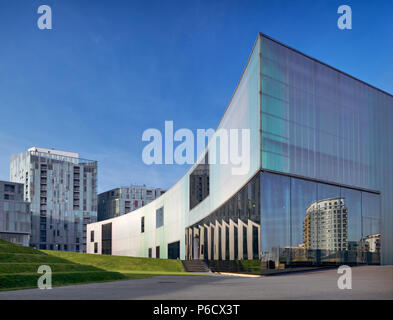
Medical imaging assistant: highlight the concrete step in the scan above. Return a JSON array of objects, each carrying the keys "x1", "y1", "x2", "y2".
[{"x1": 182, "y1": 260, "x2": 210, "y2": 273}]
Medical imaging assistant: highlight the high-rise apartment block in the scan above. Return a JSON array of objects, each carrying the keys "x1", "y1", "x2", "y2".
[
  {"x1": 98, "y1": 185, "x2": 165, "y2": 221},
  {"x1": 0, "y1": 181, "x2": 31, "y2": 246},
  {"x1": 10, "y1": 147, "x2": 97, "y2": 252},
  {"x1": 304, "y1": 198, "x2": 348, "y2": 251}
]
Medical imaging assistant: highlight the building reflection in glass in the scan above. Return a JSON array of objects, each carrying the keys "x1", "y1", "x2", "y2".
[
  {"x1": 261, "y1": 172, "x2": 381, "y2": 266},
  {"x1": 304, "y1": 197, "x2": 348, "y2": 251},
  {"x1": 186, "y1": 171, "x2": 381, "y2": 267},
  {"x1": 186, "y1": 174, "x2": 260, "y2": 261}
]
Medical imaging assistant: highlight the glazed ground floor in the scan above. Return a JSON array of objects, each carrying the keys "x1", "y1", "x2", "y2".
[{"x1": 185, "y1": 171, "x2": 381, "y2": 266}]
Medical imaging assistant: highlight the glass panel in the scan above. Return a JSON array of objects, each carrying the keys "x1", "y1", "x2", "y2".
[
  {"x1": 168, "y1": 241, "x2": 180, "y2": 259},
  {"x1": 340, "y1": 187, "x2": 362, "y2": 263},
  {"x1": 260, "y1": 172, "x2": 290, "y2": 264},
  {"x1": 189, "y1": 154, "x2": 209, "y2": 210},
  {"x1": 242, "y1": 226, "x2": 248, "y2": 259},
  {"x1": 315, "y1": 183, "x2": 341, "y2": 263},
  {"x1": 156, "y1": 207, "x2": 164, "y2": 228},
  {"x1": 290, "y1": 178, "x2": 317, "y2": 265},
  {"x1": 234, "y1": 225, "x2": 238, "y2": 260},
  {"x1": 362, "y1": 192, "x2": 381, "y2": 264},
  {"x1": 211, "y1": 226, "x2": 215, "y2": 260},
  {"x1": 225, "y1": 226, "x2": 229, "y2": 260},
  {"x1": 186, "y1": 174, "x2": 260, "y2": 261}
]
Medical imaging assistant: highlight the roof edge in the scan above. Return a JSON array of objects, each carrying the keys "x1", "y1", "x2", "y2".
[{"x1": 258, "y1": 32, "x2": 393, "y2": 99}]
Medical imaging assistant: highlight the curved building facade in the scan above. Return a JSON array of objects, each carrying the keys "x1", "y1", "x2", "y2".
[{"x1": 87, "y1": 33, "x2": 393, "y2": 265}]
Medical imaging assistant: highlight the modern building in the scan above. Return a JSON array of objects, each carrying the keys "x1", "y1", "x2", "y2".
[
  {"x1": 303, "y1": 198, "x2": 348, "y2": 251},
  {"x1": 10, "y1": 147, "x2": 97, "y2": 252},
  {"x1": 0, "y1": 181, "x2": 31, "y2": 246},
  {"x1": 98, "y1": 185, "x2": 165, "y2": 221},
  {"x1": 87, "y1": 33, "x2": 393, "y2": 265}
]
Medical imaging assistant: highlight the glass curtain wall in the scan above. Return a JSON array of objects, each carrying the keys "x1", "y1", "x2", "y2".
[
  {"x1": 186, "y1": 174, "x2": 260, "y2": 260},
  {"x1": 187, "y1": 170, "x2": 381, "y2": 265},
  {"x1": 260, "y1": 171, "x2": 381, "y2": 266},
  {"x1": 259, "y1": 34, "x2": 392, "y2": 264}
]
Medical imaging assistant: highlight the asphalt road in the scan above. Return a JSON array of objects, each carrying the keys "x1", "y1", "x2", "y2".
[{"x1": 1, "y1": 266, "x2": 392, "y2": 300}]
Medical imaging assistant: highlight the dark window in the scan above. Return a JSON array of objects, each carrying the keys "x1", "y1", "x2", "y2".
[
  {"x1": 168, "y1": 241, "x2": 180, "y2": 259},
  {"x1": 218, "y1": 227, "x2": 222, "y2": 260},
  {"x1": 155, "y1": 246, "x2": 160, "y2": 259},
  {"x1": 211, "y1": 227, "x2": 215, "y2": 260},
  {"x1": 225, "y1": 226, "x2": 230, "y2": 260},
  {"x1": 189, "y1": 154, "x2": 209, "y2": 210},
  {"x1": 101, "y1": 223, "x2": 112, "y2": 255},
  {"x1": 141, "y1": 216, "x2": 145, "y2": 233},
  {"x1": 204, "y1": 228, "x2": 208, "y2": 260},
  {"x1": 243, "y1": 226, "x2": 247, "y2": 259},
  {"x1": 90, "y1": 230, "x2": 94, "y2": 242},
  {"x1": 4, "y1": 184, "x2": 15, "y2": 193},
  {"x1": 94, "y1": 242, "x2": 98, "y2": 253},
  {"x1": 4, "y1": 194, "x2": 14, "y2": 200},
  {"x1": 148, "y1": 248, "x2": 152, "y2": 258},
  {"x1": 252, "y1": 225, "x2": 259, "y2": 259},
  {"x1": 234, "y1": 226, "x2": 238, "y2": 260}
]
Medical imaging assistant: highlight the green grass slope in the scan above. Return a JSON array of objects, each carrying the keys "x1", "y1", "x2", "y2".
[
  {"x1": 0, "y1": 239, "x2": 127, "y2": 291},
  {"x1": 43, "y1": 250, "x2": 185, "y2": 275},
  {"x1": 0, "y1": 239, "x2": 189, "y2": 291}
]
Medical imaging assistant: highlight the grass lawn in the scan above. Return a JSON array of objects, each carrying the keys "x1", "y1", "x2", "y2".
[{"x1": 0, "y1": 239, "x2": 198, "y2": 291}]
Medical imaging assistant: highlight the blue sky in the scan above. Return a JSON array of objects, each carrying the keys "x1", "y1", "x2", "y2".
[{"x1": 0, "y1": 0, "x2": 392, "y2": 193}]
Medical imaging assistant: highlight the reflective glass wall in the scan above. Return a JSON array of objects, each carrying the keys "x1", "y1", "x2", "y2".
[
  {"x1": 260, "y1": 171, "x2": 381, "y2": 265},
  {"x1": 186, "y1": 174, "x2": 260, "y2": 261},
  {"x1": 259, "y1": 34, "x2": 393, "y2": 264}
]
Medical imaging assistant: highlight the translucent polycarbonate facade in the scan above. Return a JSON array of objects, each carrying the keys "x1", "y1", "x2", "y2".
[
  {"x1": 87, "y1": 34, "x2": 392, "y2": 265},
  {"x1": 260, "y1": 35, "x2": 393, "y2": 264},
  {"x1": 87, "y1": 36, "x2": 262, "y2": 260}
]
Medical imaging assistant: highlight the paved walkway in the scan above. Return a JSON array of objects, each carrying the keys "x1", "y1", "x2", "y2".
[{"x1": 0, "y1": 266, "x2": 392, "y2": 300}]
